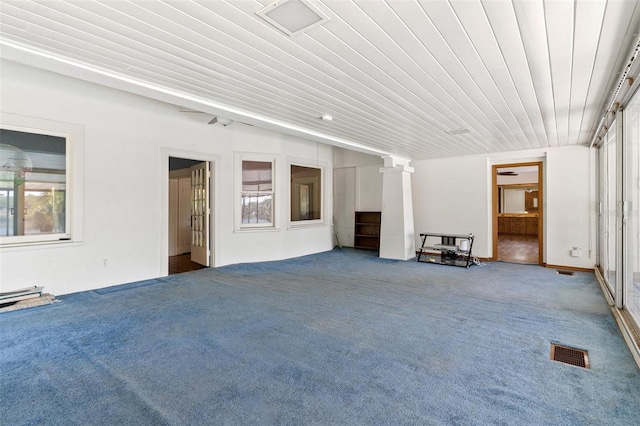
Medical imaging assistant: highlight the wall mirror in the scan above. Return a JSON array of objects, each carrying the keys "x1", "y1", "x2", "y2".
[{"x1": 498, "y1": 185, "x2": 539, "y2": 214}]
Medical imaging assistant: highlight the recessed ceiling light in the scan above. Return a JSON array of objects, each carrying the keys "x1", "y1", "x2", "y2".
[
  {"x1": 321, "y1": 114, "x2": 333, "y2": 121},
  {"x1": 257, "y1": 0, "x2": 330, "y2": 37},
  {"x1": 446, "y1": 128, "x2": 470, "y2": 135}
]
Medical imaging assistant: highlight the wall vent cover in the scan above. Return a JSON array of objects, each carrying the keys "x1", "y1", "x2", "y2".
[{"x1": 550, "y1": 344, "x2": 590, "y2": 369}]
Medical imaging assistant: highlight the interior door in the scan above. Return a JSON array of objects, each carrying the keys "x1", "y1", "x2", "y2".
[
  {"x1": 177, "y1": 177, "x2": 191, "y2": 254},
  {"x1": 190, "y1": 162, "x2": 210, "y2": 266}
]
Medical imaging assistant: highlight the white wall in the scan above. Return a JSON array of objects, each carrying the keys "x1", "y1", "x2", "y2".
[
  {"x1": 412, "y1": 155, "x2": 490, "y2": 256},
  {"x1": 545, "y1": 147, "x2": 595, "y2": 268},
  {"x1": 0, "y1": 60, "x2": 334, "y2": 295},
  {"x1": 412, "y1": 146, "x2": 596, "y2": 269},
  {"x1": 333, "y1": 148, "x2": 383, "y2": 247}
]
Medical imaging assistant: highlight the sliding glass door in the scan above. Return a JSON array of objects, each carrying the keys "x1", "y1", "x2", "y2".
[
  {"x1": 599, "y1": 121, "x2": 618, "y2": 298},
  {"x1": 625, "y1": 93, "x2": 640, "y2": 326},
  {"x1": 601, "y1": 87, "x2": 640, "y2": 329}
]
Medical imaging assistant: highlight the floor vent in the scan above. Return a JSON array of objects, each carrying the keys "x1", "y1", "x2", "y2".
[
  {"x1": 550, "y1": 344, "x2": 590, "y2": 369},
  {"x1": 557, "y1": 270, "x2": 575, "y2": 276}
]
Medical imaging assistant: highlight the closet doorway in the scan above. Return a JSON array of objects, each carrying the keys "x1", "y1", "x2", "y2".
[{"x1": 492, "y1": 162, "x2": 543, "y2": 265}]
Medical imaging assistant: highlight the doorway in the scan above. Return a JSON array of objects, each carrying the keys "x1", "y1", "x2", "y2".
[
  {"x1": 493, "y1": 162, "x2": 543, "y2": 265},
  {"x1": 168, "y1": 157, "x2": 211, "y2": 275}
]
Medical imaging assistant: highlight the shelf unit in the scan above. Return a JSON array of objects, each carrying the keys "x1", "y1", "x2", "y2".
[
  {"x1": 416, "y1": 232, "x2": 474, "y2": 268},
  {"x1": 354, "y1": 211, "x2": 381, "y2": 251}
]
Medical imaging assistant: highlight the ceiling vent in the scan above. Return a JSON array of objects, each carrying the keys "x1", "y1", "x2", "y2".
[{"x1": 257, "y1": 0, "x2": 330, "y2": 37}]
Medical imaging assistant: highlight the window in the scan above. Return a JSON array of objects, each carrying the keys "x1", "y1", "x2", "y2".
[
  {"x1": 290, "y1": 164, "x2": 321, "y2": 222},
  {"x1": 241, "y1": 160, "x2": 274, "y2": 227},
  {"x1": 1, "y1": 128, "x2": 70, "y2": 245},
  {"x1": 598, "y1": 122, "x2": 617, "y2": 297},
  {"x1": 625, "y1": 92, "x2": 640, "y2": 327}
]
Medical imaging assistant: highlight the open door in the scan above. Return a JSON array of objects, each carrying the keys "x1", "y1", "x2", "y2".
[
  {"x1": 190, "y1": 161, "x2": 210, "y2": 266},
  {"x1": 492, "y1": 162, "x2": 543, "y2": 265}
]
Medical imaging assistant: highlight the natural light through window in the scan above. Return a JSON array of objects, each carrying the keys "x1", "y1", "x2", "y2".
[
  {"x1": 241, "y1": 160, "x2": 274, "y2": 227},
  {"x1": 0, "y1": 129, "x2": 69, "y2": 244}
]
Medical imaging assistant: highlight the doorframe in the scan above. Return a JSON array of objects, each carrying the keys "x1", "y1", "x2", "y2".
[
  {"x1": 161, "y1": 148, "x2": 220, "y2": 276},
  {"x1": 492, "y1": 161, "x2": 544, "y2": 265}
]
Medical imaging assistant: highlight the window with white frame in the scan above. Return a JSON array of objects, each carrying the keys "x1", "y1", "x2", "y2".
[
  {"x1": 0, "y1": 128, "x2": 70, "y2": 245},
  {"x1": 241, "y1": 160, "x2": 274, "y2": 227},
  {"x1": 290, "y1": 164, "x2": 322, "y2": 222}
]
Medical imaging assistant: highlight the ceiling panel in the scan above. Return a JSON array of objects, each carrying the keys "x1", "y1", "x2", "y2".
[
  {"x1": 568, "y1": 0, "x2": 607, "y2": 144},
  {"x1": 544, "y1": 0, "x2": 575, "y2": 147},
  {"x1": 1, "y1": 0, "x2": 639, "y2": 161},
  {"x1": 510, "y1": 0, "x2": 555, "y2": 147}
]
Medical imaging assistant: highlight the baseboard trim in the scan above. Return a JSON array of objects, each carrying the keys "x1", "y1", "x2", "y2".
[
  {"x1": 594, "y1": 267, "x2": 640, "y2": 370},
  {"x1": 545, "y1": 264, "x2": 594, "y2": 273},
  {"x1": 594, "y1": 267, "x2": 615, "y2": 306},
  {"x1": 611, "y1": 307, "x2": 640, "y2": 370}
]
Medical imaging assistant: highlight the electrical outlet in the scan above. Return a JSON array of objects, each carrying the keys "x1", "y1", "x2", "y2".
[{"x1": 102, "y1": 259, "x2": 108, "y2": 268}]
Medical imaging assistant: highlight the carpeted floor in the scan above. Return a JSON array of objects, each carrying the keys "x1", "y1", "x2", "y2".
[{"x1": 1, "y1": 249, "x2": 639, "y2": 425}]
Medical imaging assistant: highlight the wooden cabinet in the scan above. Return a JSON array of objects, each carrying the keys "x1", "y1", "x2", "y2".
[
  {"x1": 354, "y1": 211, "x2": 381, "y2": 251},
  {"x1": 498, "y1": 216, "x2": 538, "y2": 236},
  {"x1": 509, "y1": 218, "x2": 526, "y2": 234},
  {"x1": 498, "y1": 217, "x2": 510, "y2": 234},
  {"x1": 525, "y1": 217, "x2": 538, "y2": 235}
]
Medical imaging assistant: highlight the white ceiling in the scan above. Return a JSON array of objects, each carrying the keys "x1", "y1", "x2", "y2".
[{"x1": 1, "y1": 0, "x2": 640, "y2": 161}]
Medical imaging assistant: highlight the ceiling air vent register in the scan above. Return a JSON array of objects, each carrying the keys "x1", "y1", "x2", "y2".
[{"x1": 257, "y1": 0, "x2": 330, "y2": 37}]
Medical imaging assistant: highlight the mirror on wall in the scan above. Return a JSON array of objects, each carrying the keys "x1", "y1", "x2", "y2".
[
  {"x1": 498, "y1": 185, "x2": 539, "y2": 214},
  {"x1": 496, "y1": 165, "x2": 539, "y2": 214}
]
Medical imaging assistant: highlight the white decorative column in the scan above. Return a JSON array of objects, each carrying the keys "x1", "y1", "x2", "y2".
[{"x1": 379, "y1": 155, "x2": 415, "y2": 260}]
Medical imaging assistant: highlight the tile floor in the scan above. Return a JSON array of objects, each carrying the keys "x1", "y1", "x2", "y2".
[{"x1": 497, "y1": 234, "x2": 539, "y2": 264}]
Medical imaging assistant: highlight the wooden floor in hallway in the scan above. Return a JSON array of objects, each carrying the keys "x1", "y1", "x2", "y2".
[
  {"x1": 497, "y1": 234, "x2": 539, "y2": 264},
  {"x1": 169, "y1": 254, "x2": 207, "y2": 275}
]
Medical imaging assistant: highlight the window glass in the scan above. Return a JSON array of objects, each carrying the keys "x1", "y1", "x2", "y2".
[
  {"x1": 626, "y1": 94, "x2": 640, "y2": 326},
  {"x1": 0, "y1": 129, "x2": 67, "y2": 241},
  {"x1": 291, "y1": 165, "x2": 321, "y2": 222},
  {"x1": 604, "y1": 123, "x2": 617, "y2": 296},
  {"x1": 241, "y1": 160, "x2": 273, "y2": 226}
]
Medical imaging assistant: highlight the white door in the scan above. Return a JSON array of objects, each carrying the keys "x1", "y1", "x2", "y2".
[
  {"x1": 168, "y1": 178, "x2": 179, "y2": 256},
  {"x1": 177, "y1": 177, "x2": 191, "y2": 254},
  {"x1": 190, "y1": 162, "x2": 210, "y2": 266}
]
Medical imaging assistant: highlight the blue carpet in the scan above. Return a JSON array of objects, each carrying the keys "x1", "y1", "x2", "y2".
[{"x1": 1, "y1": 249, "x2": 639, "y2": 425}]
